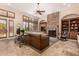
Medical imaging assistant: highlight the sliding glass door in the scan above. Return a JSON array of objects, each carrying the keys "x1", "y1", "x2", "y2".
[{"x1": 0, "y1": 18, "x2": 7, "y2": 38}]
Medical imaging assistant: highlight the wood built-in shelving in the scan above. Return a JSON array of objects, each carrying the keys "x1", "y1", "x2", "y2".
[
  {"x1": 70, "y1": 20, "x2": 78, "y2": 32},
  {"x1": 61, "y1": 18, "x2": 79, "y2": 39},
  {"x1": 61, "y1": 20, "x2": 69, "y2": 33}
]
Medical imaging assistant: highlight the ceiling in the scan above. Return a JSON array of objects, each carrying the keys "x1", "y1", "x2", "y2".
[{"x1": 1, "y1": 3, "x2": 79, "y2": 17}]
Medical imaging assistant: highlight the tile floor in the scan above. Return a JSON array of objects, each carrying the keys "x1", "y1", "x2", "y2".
[{"x1": 0, "y1": 38, "x2": 79, "y2": 56}]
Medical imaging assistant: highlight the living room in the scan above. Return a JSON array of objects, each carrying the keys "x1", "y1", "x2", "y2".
[{"x1": 0, "y1": 3, "x2": 79, "y2": 56}]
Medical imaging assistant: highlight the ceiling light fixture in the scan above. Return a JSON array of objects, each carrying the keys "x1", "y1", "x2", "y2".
[{"x1": 35, "y1": 3, "x2": 45, "y2": 15}]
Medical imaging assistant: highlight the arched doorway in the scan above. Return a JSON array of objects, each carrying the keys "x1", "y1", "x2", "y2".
[
  {"x1": 61, "y1": 14, "x2": 79, "y2": 39},
  {"x1": 40, "y1": 20, "x2": 47, "y2": 33}
]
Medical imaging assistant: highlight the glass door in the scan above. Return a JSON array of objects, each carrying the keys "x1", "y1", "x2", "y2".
[
  {"x1": 0, "y1": 18, "x2": 7, "y2": 38},
  {"x1": 9, "y1": 20, "x2": 14, "y2": 37}
]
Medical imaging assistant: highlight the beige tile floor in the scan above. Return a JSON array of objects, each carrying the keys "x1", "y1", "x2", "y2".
[
  {"x1": 41, "y1": 40, "x2": 79, "y2": 56},
  {"x1": 0, "y1": 39, "x2": 79, "y2": 56}
]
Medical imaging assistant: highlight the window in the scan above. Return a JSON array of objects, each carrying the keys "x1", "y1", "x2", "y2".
[
  {"x1": 29, "y1": 22, "x2": 34, "y2": 31},
  {"x1": 23, "y1": 15, "x2": 29, "y2": 31},
  {"x1": 9, "y1": 20, "x2": 14, "y2": 37},
  {"x1": 0, "y1": 18, "x2": 7, "y2": 38},
  {"x1": 23, "y1": 21, "x2": 29, "y2": 31}
]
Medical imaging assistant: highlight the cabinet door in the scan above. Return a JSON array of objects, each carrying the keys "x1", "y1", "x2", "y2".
[{"x1": 69, "y1": 31, "x2": 77, "y2": 39}]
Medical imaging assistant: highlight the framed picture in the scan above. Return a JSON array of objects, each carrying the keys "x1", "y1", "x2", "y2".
[
  {"x1": 0, "y1": 18, "x2": 7, "y2": 38},
  {"x1": 8, "y1": 11, "x2": 15, "y2": 18},
  {"x1": 0, "y1": 9, "x2": 7, "y2": 17},
  {"x1": 9, "y1": 20, "x2": 14, "y2": 37}
]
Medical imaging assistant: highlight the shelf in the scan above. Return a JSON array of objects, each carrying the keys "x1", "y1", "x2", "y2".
[
  {"x1": 62, "y1": 18, "x2": 79, "y2": 39},
  {"x1": 62, "y1": 21, "x2": 69, "y2": 33}
]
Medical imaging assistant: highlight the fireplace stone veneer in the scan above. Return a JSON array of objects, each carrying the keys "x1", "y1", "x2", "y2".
[{"x1": 47, "y1": 12, "x2": 59, "y2": 37}]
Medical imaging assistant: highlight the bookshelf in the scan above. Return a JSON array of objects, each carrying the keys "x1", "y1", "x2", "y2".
[
  {"x1": 61, "y1": 20, "x2": 69, "y2": 33},
  {"x1": 70, "y1": 19, "x2": 78, "y2": 32},
  {"x1": 70, "y1": 19, "x2": 79, "y2": 39},
  {"x1": 61, "y1": 18, "x2": 79, "y2": 39}
]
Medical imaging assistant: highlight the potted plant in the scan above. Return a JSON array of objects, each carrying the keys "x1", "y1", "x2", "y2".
[{"x1": 20, "y1": 29, "x2": 25, "y2": 35}]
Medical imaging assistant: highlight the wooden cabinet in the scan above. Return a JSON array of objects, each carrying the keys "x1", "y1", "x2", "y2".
[{"x1": 69, "y1": 31, "x2": 77, "y2": 39}]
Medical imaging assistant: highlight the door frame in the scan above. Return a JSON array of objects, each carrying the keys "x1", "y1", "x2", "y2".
[{"x1": 0, "y1": 18, "x2": 7, "y2": 38}]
